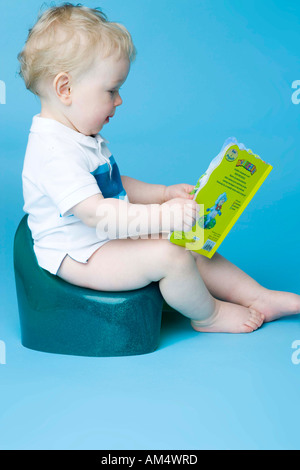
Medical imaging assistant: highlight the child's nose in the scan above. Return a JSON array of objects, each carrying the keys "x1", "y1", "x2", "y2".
[{"x1": 115, "y1": 93, "x2": 123, "y2": 107}]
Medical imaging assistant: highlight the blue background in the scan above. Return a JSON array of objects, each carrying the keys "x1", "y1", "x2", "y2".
[{"x1": 1, "y1": 0, "x2": 300, "y2": 450}]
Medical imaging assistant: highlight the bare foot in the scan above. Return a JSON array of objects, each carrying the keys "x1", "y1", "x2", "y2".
[
  {"x1": 248, "y1": 289, "x2": 300, "y2": 323},
  {"x1": 191, "y1": 299, "x2": 264, "y2": 334}
]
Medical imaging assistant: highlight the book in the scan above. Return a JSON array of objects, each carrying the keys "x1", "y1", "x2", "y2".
[{"x1": 168, "y1": 137, "x2": 273, "y2": 258}]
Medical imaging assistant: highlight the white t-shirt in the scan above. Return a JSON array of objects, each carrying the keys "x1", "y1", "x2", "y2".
[{"x1": 22, "y1": 114, "x2": 129, "y2": 275}]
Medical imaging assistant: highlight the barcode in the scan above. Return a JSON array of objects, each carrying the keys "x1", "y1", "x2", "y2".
[{"x1": 202, "y1": 240, "x2": 216, "y2": 252}]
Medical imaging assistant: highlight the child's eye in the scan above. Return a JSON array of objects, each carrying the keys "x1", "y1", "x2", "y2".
[{"x1": 108, "y1": 87, "x2": 122, "y2": 95}]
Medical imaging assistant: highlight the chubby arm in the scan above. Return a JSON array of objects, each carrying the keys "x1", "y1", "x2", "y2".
[
  {"x1": 121, "y1": 175, "x2": 167, "y2": 204},
  {"x1": 70, "y1": 193, "x2": 168, "y2": 237},
  {"x1": 70, "y1": 192, "x2": 200, "y2": 238}
]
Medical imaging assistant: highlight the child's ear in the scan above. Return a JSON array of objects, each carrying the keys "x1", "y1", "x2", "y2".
[{"x1": 53, "y1": 72, "x2": 72, "y2": 105}]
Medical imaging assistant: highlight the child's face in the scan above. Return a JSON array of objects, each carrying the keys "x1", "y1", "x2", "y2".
[{"x1": 68, "y1": 54, "x2": 130, "y2": 136}]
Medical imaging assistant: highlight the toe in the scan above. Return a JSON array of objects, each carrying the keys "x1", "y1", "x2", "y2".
[
  {"x1": 241, "y1": 323, "x2": 255, "y2": 333},
  {"x1": 250, "y1": 309, "x2": 264, "y2": 324},
  {"x1": 244, "y1": 320, "x2": 259, "y2": 331},
  {"x1": 292, "y1": 294, "x2": 300, "y2": 314},
  {"x1": 243, "y1": 310, "x2": 264, "y2": 332}
]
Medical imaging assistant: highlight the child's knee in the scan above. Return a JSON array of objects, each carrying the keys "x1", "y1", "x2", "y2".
[{"x1": 156, "y1": 238, "x2": 194, "y2": 270}]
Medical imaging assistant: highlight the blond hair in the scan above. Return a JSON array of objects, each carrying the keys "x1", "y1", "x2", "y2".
[{"x1": 17, "y1": 2, "x2": 137, "y2": 96}]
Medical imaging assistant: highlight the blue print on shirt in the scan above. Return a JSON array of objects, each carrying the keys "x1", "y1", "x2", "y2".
[{"x1": 91, "y1": 155, "x2": 127, "y2": 199}]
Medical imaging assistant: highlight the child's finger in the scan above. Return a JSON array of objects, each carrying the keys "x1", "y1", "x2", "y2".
[
  {"x1": 183, "y1": 188, "x2": 193, "y2": 198},
  {"x1": 184, "y1": 205, "x2": 199, "y2": 219}
]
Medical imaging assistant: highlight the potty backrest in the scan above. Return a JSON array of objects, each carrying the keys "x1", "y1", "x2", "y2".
[{"x1": 13, "y1": 214, "x2": 54, "y2": 284}]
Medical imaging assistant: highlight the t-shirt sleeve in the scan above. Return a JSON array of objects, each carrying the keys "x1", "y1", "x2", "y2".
[{"x1": 39, "y1": 147, "x2": 101, "y2": 217}]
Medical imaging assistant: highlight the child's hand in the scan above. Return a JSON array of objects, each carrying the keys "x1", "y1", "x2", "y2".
[
  {"x1": 163, "y1": 184, "x2": 195, "y2": 203},
  {"x1": 161, "y1": 197, "x2": 200, "y2": 232}
]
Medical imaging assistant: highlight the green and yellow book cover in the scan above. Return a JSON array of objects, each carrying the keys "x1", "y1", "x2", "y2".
[{"x1": 169, "y1": 137, "x2": 273, "y2": 258}]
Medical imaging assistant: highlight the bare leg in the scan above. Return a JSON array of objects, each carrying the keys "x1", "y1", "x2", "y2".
[
  {"x1": 57, "y1": 237, "x2": 264, "y2": 333},
  {"x1": 190, "y1": 252, "x2": 263, "y2": 305},
  {"x1": 191, "y1": 251, "x2": 300, "y2": 322}
]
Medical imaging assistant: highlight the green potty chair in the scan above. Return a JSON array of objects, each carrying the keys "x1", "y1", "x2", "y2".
[{"x1": 13, "y1": 215, "x2": 164, "y2": 357}]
